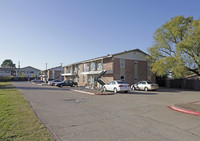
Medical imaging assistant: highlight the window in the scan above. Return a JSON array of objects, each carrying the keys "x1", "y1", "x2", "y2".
[
  {"x1": 120, "y1": 59, "x2": 125, "y2": 68},
  {"x1": 91, "y1": 62, "x2": 95, "y2": 71},
  {"x1": 83, "y1": 64, "x2": 87, "y2": 72},
  {"x1": 97, "y1": 62, "x2": 102, "y2": 71},
  {"x1": 83, "y1": 75, "x2": 85, "y2": 83},
  {"x1": 108, "y1": 81, "x2": 112, "y2": 85},
  {"x1": 112, "y1": 81, "x2": 116, "y2": 85},
  {"x1": 74, "y1": 67, "x2": 76, "y2": 73},
  {"x1": 30, "y1": 71, "x2": 34, "y2": 73},
  {"x1": 74, "y1": 77, "x2": 76, "y2": 82},
  {"x1": 120, "y1": 76, "x2": 125, "y2": 81}
]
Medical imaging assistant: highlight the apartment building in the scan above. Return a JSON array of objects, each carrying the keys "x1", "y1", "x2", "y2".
[
  {"x1": 40, "y1": 66, "x2": 64, "y2": 82},
  {"x1": 62, "y1": 49, "x2": 155, "y2": 89}
]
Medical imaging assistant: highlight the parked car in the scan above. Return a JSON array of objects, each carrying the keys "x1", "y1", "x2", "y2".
[
  {"x1": 56, "y1": 80, "x2": 78, "y2": 88},
  {"x1": 48, "y1": 80, "x2": 62, "y2": 86},
  {"x1": 31, "y1": 79, "x2": 44, "y2": 83},
  {"x1": 131, "y1": 81, "x2": 159, "y2": 91},
  {"x1": 103, "y1": 80, "x2": 130, "y2": 93}
]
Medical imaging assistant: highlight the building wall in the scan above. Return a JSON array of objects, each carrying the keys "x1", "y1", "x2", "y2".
[
  {"x1": 62, "y1": 50, "x2": 155, "y2": 88},
  {"x1": 138, "y1": 61, "x2": 148, "y2": 81},
  {"x1": 114, "y1": 51, "x2": 147, "y2": 61},
  {"x1": 113, "y1": 58, "x2": 120, "y2": 80},
  {"x1": 102, "y1": 74, "x2": 113, "y2": 84},
  {"x1": 125, "y1": 59, "x2": 135, "y2": 85},
  {"x1": 103, "y1": 57, "x2": 113, "y2": 71}
]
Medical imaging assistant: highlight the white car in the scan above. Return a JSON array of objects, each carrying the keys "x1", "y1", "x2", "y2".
[
  {"x1": 48, "y1": 80, "x2": 61, "y2": 86},
  {"x1": 103, "y1": 80, "x2": 130, "y2": 93},
  {"x1": 131, "y1": 81, "x2": 159, "y2": 91}
]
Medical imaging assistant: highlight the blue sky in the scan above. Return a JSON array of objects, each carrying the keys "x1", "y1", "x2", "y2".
[{"x1": 0, "y1": 0, "x2": 200, "y2": 70}]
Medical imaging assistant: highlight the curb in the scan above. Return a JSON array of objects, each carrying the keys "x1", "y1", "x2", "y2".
[
  {"x1": 28, "y1": 101, "x2": 61, "y2": 141},
  {"x1": 169, "y1": 105, "x2": 200, "y2": 116},
  {"x1": 69, "y1": 89, "x2": 113, "y2": 96}
]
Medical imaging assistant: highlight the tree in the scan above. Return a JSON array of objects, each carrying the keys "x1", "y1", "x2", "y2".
[
  {"x1": 1, "y1": 59, "x2": 16, "y2": 68},
  {"x1": 17, "y1": 71, "x2": 25, "y2": 77},
  {"x1": 147, "y1": 15, "x2": 200, "y2": 79}
]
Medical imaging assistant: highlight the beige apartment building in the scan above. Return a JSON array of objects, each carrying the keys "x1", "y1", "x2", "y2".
[
  {"x1": 40, "y1": 66, "x2": 64, "y2": 82},
  {"x1": 62, "y1": 49, "x2": 155, "y2": 89}
]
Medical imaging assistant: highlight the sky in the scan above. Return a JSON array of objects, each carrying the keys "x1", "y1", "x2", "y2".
[{"x1": 0, "y1": 0, "x2": 200, "y2": 70}]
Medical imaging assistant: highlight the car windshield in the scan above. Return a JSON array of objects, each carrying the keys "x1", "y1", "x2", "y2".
[{"x1": 147, "y1": 81, "x2": 155, "y2": 84}]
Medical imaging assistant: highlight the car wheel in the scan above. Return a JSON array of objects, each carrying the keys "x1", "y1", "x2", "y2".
[
  {"x1": 103, "y1": 87, "x2": 107, "y2": 92},
  {"x1": 144, "y1": 87, "x2": 148, "y2": 91},
  {"x1": 124, "y1": 91, "x2": 128, "y2": 93},
  {"x1": 60, "y1": 85, "x2": 63, "y2": 88},
  {"x1": 52, "y1": 83, "x2": 55, "y2": 86},
  {"x1": 131, "y1": 86, "x2": 135, "y2": 90},
  {"x1": 114, "y1": 88, "x2": 117, "y2": 94}
]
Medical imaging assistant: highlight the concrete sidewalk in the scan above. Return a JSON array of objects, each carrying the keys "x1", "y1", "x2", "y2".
[{"x1": 169, "y1": 101, "x2": 200, "y2": 116}]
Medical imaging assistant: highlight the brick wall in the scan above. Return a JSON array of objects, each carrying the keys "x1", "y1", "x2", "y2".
[
  {"x1": 138, "y1": 61, "x2": 148, "y2": 81},
  {"x1": 54, "y1": 70, "x2": 61, "y2": 80},
  {"x1": 78, "y1": 64, "x2": 88, "y2": 86},
  {"x1": 103, "y1": 57, "x2": 113, "y2": 71},
  {"x1": 47, "y1": 70, "x2": 52, "y2": 80},
  {"x1": 113, "y1": 58, "x2": 120, "y2": 80},
  {"x1": 102, "y1": 74, "x2": 113, "y2": 84},
  {"x1": 125, "y1": 59, "x2": 134, "y2": 84}
]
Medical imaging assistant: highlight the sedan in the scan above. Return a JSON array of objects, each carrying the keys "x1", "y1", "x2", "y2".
[
  {"x1": 103, "y1": 80, "x2": 130, "y2": 93},
  {"x1": 131, "y1": 81, "x2": 159, "y2": 91},
  {"x1": 56, "y1": 80, "x2": 78, "y2": 88},
  {"x1": 48, "y1": 80, "x2": 61, "y2": 86}
]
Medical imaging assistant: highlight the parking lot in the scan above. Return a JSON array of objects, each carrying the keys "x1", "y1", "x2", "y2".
[{"x1": 13, "y1": 81, "x2": 200, "y2": 141}]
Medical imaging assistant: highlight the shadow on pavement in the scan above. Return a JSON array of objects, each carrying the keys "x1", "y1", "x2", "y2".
[
  {"x1": 118, "y1": 91, "x2": 158, "y2": 95},
  {"x1": 15, "y1": 86, "x2": 71, "y2": 91}
]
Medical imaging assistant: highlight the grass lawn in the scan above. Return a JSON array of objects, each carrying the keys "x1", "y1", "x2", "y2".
[{"x1": 0, "y1": 82, "x2": 54, "y2": 141}]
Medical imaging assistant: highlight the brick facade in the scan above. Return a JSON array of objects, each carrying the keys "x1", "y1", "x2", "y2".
[
  {"x1": 113, "y1": 58, "x2": 120, "y2": 80},
  {"x1": 138, "y1": 61, "x2": 148, "y2": 81},
  {"x1": 125, "y1": 59, "x2": 135, "y2": 85}
]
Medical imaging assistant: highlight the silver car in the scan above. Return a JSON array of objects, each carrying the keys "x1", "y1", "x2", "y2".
[
  {"x1": 48, "y1": 80, "x2": 61, "y2": 86},
  {"x1": 131, "y1": 81, "x2": 159, "y2": 91}
]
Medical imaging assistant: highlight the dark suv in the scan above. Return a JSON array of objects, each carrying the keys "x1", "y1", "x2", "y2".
[{"x1": 56, "y1": 80, "x2": 78, "y2": 88}]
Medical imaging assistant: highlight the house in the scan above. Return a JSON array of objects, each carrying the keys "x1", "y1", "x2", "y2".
[
  {"x1": 16, "y1": 66, "x2": 40, "y2": 78},
  {"x1": 62, "y1": 49, "x2": 155, "y2": 89},
  {"x1": 0, "y1": 66, "x2": 40, "y2": 78},
  {"x1": 185, "y1": 74, "x2": 200, "y2": 80},
  {"x1": 0, "y1": 67, "x2": 17, "y2": 77},
  {"x1": 40, "y1": 66, "x2": 64, "y2": 82}
]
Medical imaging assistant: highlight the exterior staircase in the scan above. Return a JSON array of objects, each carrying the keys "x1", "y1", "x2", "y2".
[{"x1": 95, "y1": 70, "x2": 107, "y2": 86}]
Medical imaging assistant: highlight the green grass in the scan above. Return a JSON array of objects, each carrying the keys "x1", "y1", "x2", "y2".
[{"x1": 0, "y1": 82, "x2": 55, "y2": 141}]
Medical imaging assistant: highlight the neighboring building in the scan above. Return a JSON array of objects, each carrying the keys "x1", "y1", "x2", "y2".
[
  {"x1": 186, "y1": 74, "x2": 200, "y2": 80},
  {"x1": 40, "y1": 66, "x2": 64, "y2": 82},
  {"x1": 0, "y1": 66, "x2": 40, "y2": 78},
  {"x1": 0, "y1": 67, "x2": 17, "y2": 77},
  {"x1": 62, "y1": 49, "x2": 155, "y2": 89}
]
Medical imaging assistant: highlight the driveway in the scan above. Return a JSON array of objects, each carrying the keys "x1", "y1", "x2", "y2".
[{"x1": 13, "y1": 81, "x2": 200, "y2": 141}]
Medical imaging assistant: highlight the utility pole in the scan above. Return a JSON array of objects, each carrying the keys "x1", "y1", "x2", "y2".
[{"x1": 45, "y1": 63, "x2": 47, "y2": 83}]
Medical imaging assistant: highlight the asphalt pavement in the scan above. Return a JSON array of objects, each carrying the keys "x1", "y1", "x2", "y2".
[{"x1": 13, "y1": 81, "x2": 200, "y2": 141}]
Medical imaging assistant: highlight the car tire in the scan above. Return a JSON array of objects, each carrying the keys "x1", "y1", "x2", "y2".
[
  {"x1": 124, "y1": 91, "x2": 128, "y2": 93},
  {"x1": 114, "y1": 88, "x2": 117, "y2": 94},
  {"x1": 60, "y1": 85, "x2": 63, "y2": 88},
  {"x1": 103, "y1": 87, "x2": 107, "y2": 92},
  {"x1": 144, "y1": 87, "x2": 148, "y2": 91},
  {"x1": 131, "y1": 86, "x2": 135, "y2": 90}
]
